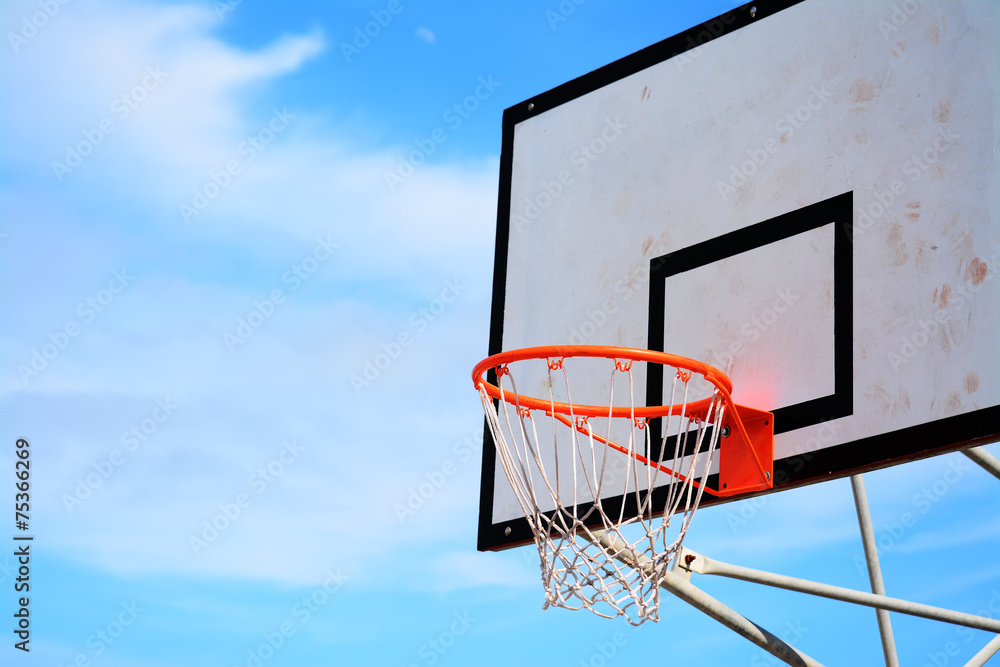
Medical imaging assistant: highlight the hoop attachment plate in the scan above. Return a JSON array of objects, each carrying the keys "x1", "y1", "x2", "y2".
[{"x1": 719, "y1": 405, "x2": 773, "y2": 497}]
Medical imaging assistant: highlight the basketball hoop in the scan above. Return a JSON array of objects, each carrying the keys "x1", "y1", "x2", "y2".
[{"x1": 473, "y1": 345, "x2": 773, "y2": 624}]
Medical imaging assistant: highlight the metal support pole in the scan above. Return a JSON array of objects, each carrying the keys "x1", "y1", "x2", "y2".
[
  {"x1": 962, "y1": 634, "x2": 1000, "y2": 667},
  {"x1": 850, "y1": 474, "x2": 899, "y2": 667},
  {"x1": 657, "y1": 569, "x2": 826, "y2": 667},
  {"x1": 592, "y1": 531, "x2": 826, "y2": 667},
  {"x1": 677, "y1": 548, "x2": 1000, "y2": 632},
  {"x1": 962, "y1": 446, "x2": 1000, "y2": 481}
]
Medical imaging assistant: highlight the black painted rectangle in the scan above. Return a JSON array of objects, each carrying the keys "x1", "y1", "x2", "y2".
[{"x1": 646, "y1": 191, "x2": 854, "y2": 441}]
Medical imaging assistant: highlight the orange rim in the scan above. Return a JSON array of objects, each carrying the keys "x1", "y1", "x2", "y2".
[{"x1": 472, "y1": 345, "x2": 732, "y2": 420}]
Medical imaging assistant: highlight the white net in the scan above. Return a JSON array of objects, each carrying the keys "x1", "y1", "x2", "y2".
[{"x1": 478, "y1": 353, "x2": 726, "y2": 625}]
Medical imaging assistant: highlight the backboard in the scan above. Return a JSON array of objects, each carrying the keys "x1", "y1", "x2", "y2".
[{"x1": 479, "y1": 0, "x2": 999, "y2": 551}]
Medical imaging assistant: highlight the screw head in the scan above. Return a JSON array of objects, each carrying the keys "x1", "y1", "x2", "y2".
[
  {"x1": 721, "y1": 425, "x2": 731, "y2": 438},
  {"x1": 504, "y1": 526, "x2": 511, "y2": 536}
]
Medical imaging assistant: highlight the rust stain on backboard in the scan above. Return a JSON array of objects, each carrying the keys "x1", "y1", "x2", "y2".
[
  {"x1": 966, "y1": 257, "x2": 988, "y2": 285},
  {"x1": 641, "y1": 236, "x2": 654, "y2": 256},
  {"x1": 938, "y1": 283, "x2": 952, "y2": 307},
  {"x1": 927, "y1": 21, "x2": 941, "y2": 46},
  {"x1": 887, "y1": 222, "x2": 908, "y2": 266},
  {"x1": 848, "y1": 78, "x2": 875, "y2": 103},
  {"x1": 933, "y1": 101, "x2": 951, "y2": 123}
]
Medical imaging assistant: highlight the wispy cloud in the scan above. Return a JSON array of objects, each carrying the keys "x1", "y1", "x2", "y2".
[
  {"x1": 1, "y1": 0, "x2": 497, "y2": 586},
  {"x1": 415, "y1": 27, "x2": 436, "y2": 44}
]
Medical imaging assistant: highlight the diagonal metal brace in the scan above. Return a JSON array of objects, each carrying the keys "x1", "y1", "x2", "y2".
[
  {"x1": 676, "y1": 546, "x2": 1000, "y2": 633},
  {"x1": 962, "y1": 446, "x2": 1000, "y2": 481}
]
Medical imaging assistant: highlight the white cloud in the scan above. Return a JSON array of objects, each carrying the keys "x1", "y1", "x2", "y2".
[
  {"x1": 415, "y1": 27, "x2": 436, "y2": 44},
  {"x1": 1, "y1": 0, "x2": 499, "y2": 586},
  {"x1": 1, "y1": 1, "x2": 323, "y2": 172}
]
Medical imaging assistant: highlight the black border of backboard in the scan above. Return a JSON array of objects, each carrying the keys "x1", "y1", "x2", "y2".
[{"x1": 478, "y1": 0, "x2": 1000, "y2": 552}]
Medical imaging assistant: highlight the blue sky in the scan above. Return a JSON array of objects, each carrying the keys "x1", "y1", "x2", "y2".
[{"x1": 1, "y1": 0, "x2": 998, "y2": 665}]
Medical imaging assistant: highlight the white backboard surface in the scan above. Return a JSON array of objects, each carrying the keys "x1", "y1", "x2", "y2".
[{"x1": 479, "y1": 0, "x2": 999, "y2": 550}]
